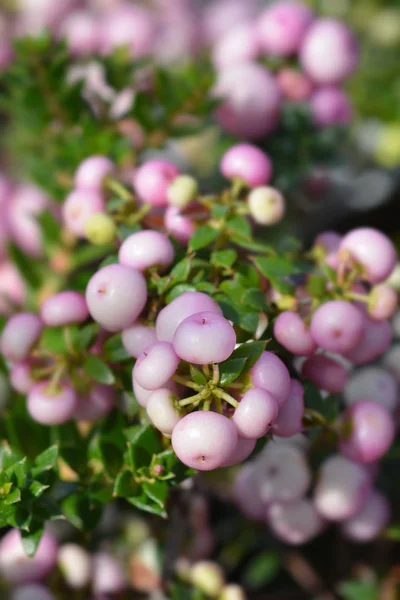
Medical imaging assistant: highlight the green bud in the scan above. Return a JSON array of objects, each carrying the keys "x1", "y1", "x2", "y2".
[
  {"x1": 191, "y1": 561, "x2": 225, "y2": 597},
  {"x1": 167, "y1": 174, "x2": 198, "y2": 209},
  {"x1": 84, "y1": 212, "x2": 116, "y2": 245}
]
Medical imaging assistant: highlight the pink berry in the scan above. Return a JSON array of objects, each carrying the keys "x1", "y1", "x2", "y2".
[
  {"x1": 61, "y1": 10, "x2": 100, "y2": 57},
  {"x1": 313, "y1": 231, "x2": 341, "y2": 269},
  {"x1": 339, "y1": 227, "x2": 397, "y2": 284},
  {"x1": 40, "y1": 291, "x2": 88, "y2": 326},
  {"x1": 250, "y1": 351, "x2": 291, "y2": 406},
  {"x1": 0, "y1": 529, "x2": 58, "y2": 584},
  {"x1": 276, "y1": 68, "x2": 314, "y2": 102},
  {"x1": 92, "y1": 552, "x2": 126, "y2": 595},
  {"x1": 202, "y1": 0, "x2": 258, "y2": 45},
  {"x1": 344, "y1": 366, "x2": 398, "y2": 413},
  {"x1": 10, "y1": 361, "x2": 36, "y2": 395},
  {"x1": 1, "y1": 313, "x2": 43, "y2": 362},
  {"x1": 233, "y1": 388, "x2": 279, "y2": 439},
  {"x1": 213, "y1": 62, "x2": 281, "y2": 139},
  {"x1": 0, "y1": 262, "x2": 26, "y2": 316},
  {"x1": 28, "y1": 381, "x2": 78, "y2": 425},
  {"x1": 118, "y1": 230, "x2": 174, "y2": 271},
  {"x1": 86, "y1": 264, "x2": 147, "y2": 332},
  {"x1": 133, "y1": 160, "x2": 180, "y2": 207},
  {"x1": 310, "y1": 300, "x2": 364, "y2": 354},
  {"x1": 62, "y1": 189, "x2": 105, "y2": 238},
  {"x1": 74, "y1": 156, "x2": 114, "y2": 191},
  {"x1": 267, "y1": 499, "x2": 324, "y2": 545},
  {"x1": 146, "y1": 387, "x2": 180, "y2": 434},
  {"x1": 345, "y1": 317, "x2": 392, "y2": 364},
  {"x1": 75, "y1": 384, "x2": 115, "y2": 421},
  {"x1": 122, "y1": 323, "x2": 157, "y2": 358},
  {"x1": 212, "y1": 22, "x2": 260, "y2": 69},
  {"x1": 133, "y1": 376, "x2": 177, "y2": 408},
  {"x1": 340, "y1": 400, "x2": 395, "y2": 463},
  {"x1": 314, "y1": 455, "x2": 371, "y2": 521},
  {"x1": 164, "y1": 205, "x2": 195, "y2": 243},
  {"x1": 311, "y1": 86, "x2": 352, "y2": 127},
  {"x1": 8, "y1": 185, "x2": 49, "y2": 258},
  {"x1": 258, "y1": 1, "x2": 314, "y2": 57},
  {"x1": 234, "y1": 464, "x2": 266, "y2": 520},
  {"x1": 173, "y1": 311, "x2": 236, "y2": 364},
  {"x1": 220, "y1": 144, "x2": 272, "y2": 188},
  {"x1": 369, "y1": 284, "x2": 398, "y2": 321},
  {"x1": 156, "y1": 291, "x2": 222, "y2": 343},
  {"x1": 302, "y1": 354, "x2": 348, "y2": 393},
  {"x1": 274, "y1": 311, "x2": 317, "y2": 356},
  {"x1": 300, "y1": 18, "x2": 359, "y2": 84},
  {"x1": 382, "y1": 344, "x2": 400, "y2": 383},
  {"x1": 221, "y1": 437, "x2": 256, "y2": 467},
  {"x1": 100, "y1": 4, "x2": 155, "y2": 58},
  {"x1": 172, "y1": 411, "x2": 238, "y2": 471},
  {"x1": 273, "y1": 379, "x2": 304, "y2": 438},
  {"x1": 133, "y1": 341, "x2": 180, "y2": 390},
  {"x1": 341, "y1": 490, "x2": 390, "y2": 542},
  {"x1": 11, "y1": 584, "x2": 55, "y2": 600}
]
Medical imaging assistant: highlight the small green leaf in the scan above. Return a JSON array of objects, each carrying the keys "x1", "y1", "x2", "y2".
[
  {"x1": 190, "y1": 365, "x2": 207, "y2": 386},
  {"x1": 211, "y1": 204, "x2": 229, "y2": 219},
  {"x1": 189, "y1": 225, "x2": 219, "y2": 251},
  {"x1": 28, "y1": 481, "x2": 49, "y2": 498},
  {"x1": 230, "y1": 341, "x2": 267, "y2": 370},
  {"x1": 21, "y1": 525, "x2": 44, "y2": 558},
  {"x1": 113, "y1": 470, "x2": 139, "y2": 498},
  {"x1": 124, "y1": 425, "x2": 162, "y2": 455},
  {"x1": 241, "y1": 288, "x2": 268, "y2": 311},
  {"x1": 33, "y1": 445, "x2": 59, "y2": 473},
  {"x1": 83, "y1": 355, "x2": 115, "y2": 385},
  {"x1": 226, "y1": 216, "x2": 251, "y2": 238},
  {"x1": 143, "y1": 480, "x2": 168, "y2": 508},
  {"x1": 170, "y1": 258, "x2": 191, "y2": 281},
  {"x1": 4, "y1": 488, "x2": 21, "y2": 505},
  {"x1": 219, "y1": 358, "x2": 247, "y2": 386},
  {"x1": 242, "y1": 551, "x2": 280, "y2": 589},
  {"x1": 103, "y1": 334, "x2": 131, "y2": 363},
  {"x1": 211, "y1": 249, "x2": 237, "y2": 268},
  {"x1": 37, "y1": 211, "x2": 61, "y2": 248},
  {"x1": 337, "y1": 580, "x2": 379, "y2": 600},
  {"x1": 76, "y1": 323, "x2": 99, "y2": 351}
]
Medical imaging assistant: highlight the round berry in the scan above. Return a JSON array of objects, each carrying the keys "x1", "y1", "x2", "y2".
[
  {"x1": 173, "y1": 311, "x2": 236, "y2": 364},
  {"x1": 75, "y1": 384, "x2": 115, "y2": 422},
  {"x1": 8, "y1": 185, "x2": 49, "y2": 258},
  {"x1": 1, "y1": 313, "x2": 43, "y2": 362},
  {"x1": 133, "y1": 341, "x2": 180, "y2": 390},
  {"x1": 10, "y1": 361, "x2": 36, "y2": 395},
  {"x1": 344, "y1": 366, "x2": 398, "y2": 412},
  {"x1": 118, "y1": 230, "x2": 174, "y2": 272},
  {"x1": 86, "y1": 264, "x2": 147, "y2": 332},
  {"x1": 233, "y1": 463, "x2": 265, "y2": 520},
  {"x1": 0, "y1": 528, "x2": 58, "y2": 584},
  {"x1": 0, "y1": 262, "x2": 26, "y2": 317},
  {"x1": 273, "y1": 379, "x2": 304, "y2": 438},
  {"x1": 221, "y1": 437, "x2": 256, "y2": 467},
  {"x1": 167, "y1": 175, "x2": 198, "y2": 209},
  {"x1": 382, "y1": 344, "x2": 400, "y2": 383},
  {"x1": 100, "y1": 3, "x2": 154, "y2": 58},
  {"x1": 220, "y1": 584, "x2": 247, "y2": 600},
  {"x1": 74, "y1": 156, "x2": 114, "y2": 191},
  {"x1": 172, "y1": 411, "x2": 238, "y2": 471},
  {"x1": 190, "y1": 561, "x2": 224, "y2": 598},
  {"x1": 302, "y1": 354, "x2": 348, "y2": 393},
  {"x1": 310, "y1": 300, "x2": 364, "y2": 354},
  {"x1": 250, "y1": 351, "x2": 291, "y2": 406},
  {"x1": 274, "y1": 311, "x2": 317, "y2": 356},
  {"x1": 156, "y1": 292, "x2": 222, "y2": 343},
  {"x1": 164, "y1": 205, "x2": 195, "y2": 243},
  {"x1": 133, "y1": 159, "x2": 180, "y2": 207},
  {"x1": 311, "y1": 86, "x2": 352, "y2": 127},
  {"x1": 345, "y1": 317, "x2": 392, "y2": 364},
  {"x1": 339, "y1": 227, "x2": 397, "y2": 284},
  {"x1": 146, "y1": 388, "x2": 180, "y2": 434},
  {"x1": 28, "y1": 381, "x2": 78, "y2": 425},
  {"x1": 258, "y1": 1, "x2": 314, "y2": 57},
  {"x1": 92, "y1": 552, "x2": 126, "y2": 595},
  {"x1": 62, "y1": 189, "x2": 105, "y2": 238},
  {"x1": 313, "y1": 231, "x2": 341, "y2": 269},
  {"x1": 233, "y1": 388, "x2": 279, "y2": 439},
  {"x1": 368, "y1": 284, "x2": 398, "y2": 321},
  {"x1": 84, "y1": 213, "x2": 116, "y2": 245},
  {"x1": 40, "y1": 291, "x2": 88, "y2": 327},
  {"x1": 122, "y1": 323, "x2": 157, "y2": 359},
  {"x1": 220, "y1": 144, "x2": 272, "y2": 188},
  {"x1": 61, "y1": 11, "x2": 101, "y2": 57},
  {"x1": 11, "y1": 584, "x2": 55, "y2": 600},
  {"x1": 341, "y1": 490, "x2": 390, "y2": 542},
  {"x1": 267, "y1": 499, "x2": 324, "y2": 545},
  {"x1": 340, "y1": 400, "x2": 395, "y2": 463},
  {"x1": 58, "y1": 543, "x2": 92, "y2": 590},
  {"x1": 248, "y1": 186, "x2": 285, "y2": 225},
  {"x1": 276, "y1": 68, "x2": 314, "y2": 101},
  {"x1": 212, "y1": 22, "x2": 260, "y2": 68}
]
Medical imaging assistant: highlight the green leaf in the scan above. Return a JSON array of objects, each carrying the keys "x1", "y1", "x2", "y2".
[
  {"x1": 190, "y1": 365, "x2": 207, "y2": 386},
  {"x1": 124, "y1": 425, "x2": 162, "y2": 456},
  {"x1": 242, "y1": 551, "x2": 280, "y2": 589},
  {"x1": 170, "y1": 258, "x2": 192, "y2": 281},
  {"x1": 28, "y1": 481, "x2": 49, "y2": 498},
  {"x1": 33, "y1": 445, "x2": 59, "y2": 473},
  {"x1": 211, "y1": 249, "x2": 237, "y2": 268},
  {"x1": 189, "y1": 225, "x2": 219, "y2": 251},
  {"x1": 127, "y1": 492, "x2": 167, "y2": 518},
  {"x1": 40, "y1": 327, "x2": 68, "y2": 354},
  {"x1": 219, "y1": 358, "x2": 247, "y2": 386},
  {"x1": 226, "y1": 216, "x2": 251, "y2": 238},
  {"x1": 21, "y1": 525, "x2": 44, "y2": 558},
  {"x1": 143, "y1": 480, "x2": 168, "y2": 508},
  {"x1": 241, "y1": 288, "x2": 268, "y2": 311},
  {"x1": 230, "y1": 341, "x2": 267, "y2": 370},
  {"x1": 4, "y1": 488, "x2": 21, "y2": 505},
  {"x1": 76, "y1": 323, "x2": 99, "y2": 351},
  {"x1": 211, "y1": 204, "x2": 229, "y2": 219},
  {"x1": 83, "y1": 355, "x2": 115, "y2": 385},
  {"x1": 8, "y1": 243, "x2": 41, "y2": 289},
  {"x1": 337, "y1": 581, "x2": 379, "y2": 600},
  {"x1": 103, "y1": 334, "x2": 131, "y2": 363},
  {"x1": 37, "y1": 210, "x2": 61, "y2": 248},
  {"x1": 113, "y1": 470, "x2": 139, "y2": 498},
  {"x1": 254, "y1": 255, "x2": 299, "y2": 279}
]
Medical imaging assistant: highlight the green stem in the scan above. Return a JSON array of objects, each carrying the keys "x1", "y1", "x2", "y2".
[
  {"x1": 47, "y1": 363, "x2": 66, "y2": 395},
  {"x1": 213, "y1": 388, "x2": 238, "y2": 408},
  {"x1": 106, "y1": 178, "x2": 135, "y2": 203},
  {"x1": 202, "y1": 364, "x2": 210, "y2": 379},
  {"x1": 173, "y1": 374, "x2": 201, "y2": 391},
  {"x1": 212, "y1": 364, "x2": 219, "y2": 385},
  {"x1": 179, "y1": 390, "x2": 208, "y2": 407}
]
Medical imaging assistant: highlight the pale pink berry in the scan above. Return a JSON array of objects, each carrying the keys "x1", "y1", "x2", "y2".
[
  {"x1": 250, "y1": 351, "x2": 291, "y2": 406},
  {"x1": 276, "y1": 68, "x2": 314, "y2": 102},
  {"x1": 133, "y1": 376, "x2": 177, "y2": 408},
  {"x1": 258, "y1": 1, "x2": 314, "y2": 57},
  {"x1": 146, "y1": 387, "x2": 180, "y2": 434},
  {"x1": 118, "y1": 230, "x2": 174, "y2": 271},
  {"x1": 74, "y1": 156, "x2": 114, "y2": 191},
  {"x1": 86, "y1": 264, "x2": 147, "y2": 332},
  {"x1": 233, "y1": 463, "x2": 265, "y2": 520},
  {"x1": 202, "y1": 0, "x2": 259, "y2": 45},
  {"x1": 221, "y1": 437, "x2": 256, "y2": 467},
  {"x1": 122, "y1": 323, "x2": 157, "y2": 358},
  {"x1": 92, "y1": 552, "x2": 126, "y2": 595},
  {"x1": 173, "y1": 311, "x2": 236, "y2": 364},
  {"x1": 382, "y1": 344, "x2": 400, "y2": 383},
  {"x1": 28, "y1": 381, "x2": 78, "y2": 425},
  {"x1": 341, "y1": 490, "x2": 390, "y2": 542},
  {"x1": 61, "y1": 10, "x2": 100, "y2": 56},
  {"x1": 267, "y1": 499, "x2": 324, "y2": 545},
  {"x1": 57, "y1": 543, "x2": 92, "y2": 590},
  {"x1": 156, "y1": 291, "x2": 222, "y2": 343},
  {"x1": 248, "y1": 186, "x2": 285, "y2": 225},
  {"x1": 1, "y1": 313, "x2": 43, "y2": 362},
  {"x1": 172, "y1": 411, "x2": 238, "y2": 471},
  {"x1": 164, "y1": 205, "x2": 195, "y2": 243},
  {"x1": 220, "y1": 144, "x2": 272, "y2": 188},
  {"x1": 0, "y1": 528, "x2": 58, "y2": 584},
  {"x1": 340, "y1": 400, "x2": 395, "y2": 463},
  {"x1": 345, "y1": 317, "x2": 392, "y2": 364},
  {"x1": 133, "y1": 160, "x2": 180, "y2": 207},
  {"x1": 274, "y1": 311, "x2": 317, "y2": 356},
  {"x1": 212, "y1": 22, "x2": 260, "y2": 69},
  {"x1": 233, "y1": 388, "x2": 279, "y2": 439},
  {"x1": 133, "y1": 341, "x2": 180, "y2": 390},
  {"x1": 40, "y1": 291, "x2": 88, "y2": 326},
  {"x1": 273, "y1": 379, "x2": 304, "y2": 438},
  {"x1": 311, "y1": 86, "x2": 353, "y2": 127},
  {"x1": 62, "y1": 189, "x2": 105, "y2": 238},
  {"x1": 368, "y1": 284, "x2": 398, "y2": 321},
  {"x1": 213, "y1": 62, "x2": 281, "y2": 139},
  {"x1": 8, "y1": 185, "x2": 50, "y2": 258},
  {"x1": 314, "y1": 455, "x2": 371, "y2": 521},
  {"x1": 313, "y1": 231, "x2": 341, "y2": 269},
  {"x1": 339, "y1": 227, "x2": 397, "y2": 284},
  {"x1": 10, "y1": 361, "x2": 36, "y2": 395},
  {"x1": 11, "y1": 584, "x2": 55, "y2": 600},
  {"x1": 300, "y1": 18, "x2": 359, "y2": 84},
  {"x1": 344, "y1": 366, "x2": 398, "y2": 413},
  {"x1": 100, "y1": 4, "x2": 155, "y2": 58},
  {"x1": 302, "y1": 354, "x2": 348, "y2": 393},
  {"x1": 0, "y1": 261, "x2": 26, "y2": 316},
  {"x1": 310, "y1": 300, "x2": 364, "y2": 354},
  {"x1": 75, "y1": 384, "x2": 115, "y2": 421}
]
